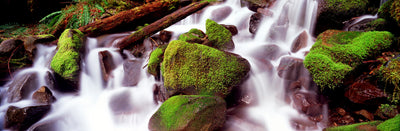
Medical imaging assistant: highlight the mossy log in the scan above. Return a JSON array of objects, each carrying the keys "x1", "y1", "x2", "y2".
[
  {"x1": 116, "y1": 1, "x2": 210, "y2": 50},
  {"x1": 78, "y1": 0, "x2": 183, "y2": 37}
]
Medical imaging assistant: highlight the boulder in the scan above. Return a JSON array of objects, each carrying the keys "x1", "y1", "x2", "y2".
[
  {"x1": 50, "y1": 29, "x2": 84, "y2": 91},
  {"x1": 210, "y1": 6, "x2": 232, "y2": 22},
  {"x1": 32, "y1": 86, "x2": 56, "y2": 104},
  {"x1": 344, "y1": 80, "x2": 387, "y2": 104},
  {"x1": 249, "y1": 13, "x2": 263, "y2": 34},
  {"x1": 221, "y1": 24, "x2": 238, "y2": 36},
  {"x1": 277, "y1": 57, "x2": 308, "y2": 81},
  {"x1": 241, "y1": 0, "x2": 274, "y2": 12},
  {"x1": 292, "y1": 92, "x2": 323, "y2": 121},
  {"x1": 7, "y1": 72, "x2": 39, "y2": 103},
  {"x1": 23, "y1": 34, "x2": 56, "y2": 58},
  {"x1": 378, "y1": 0, "x2": 400, "y2": 27},
  {"x1": 304, "y1": 30, "x2": 394, "y2": 90},
  {"x1": 178, "y1": 28, "x2": 206, "y2": 44},
  {"x1": 149, "y1": 95, "x2": 226, "y2": 131},
  {"x1": 375, "y1": 104, "x2": 399, "y2": 120},
  {"x1": 291, "y1": 31, "x2": 308, "y2": 53},
  {"x1": 205, "y1": 19, "x2": 234, "y2": 50},
  {"x1": 123, "y1": 59, "x2": 143, "y2": 86},
  {"x1": 378, "y1": 56, "x2": 400, "y2": 103},
  {"x1": 252, "y1": 44, "x2": 285, "y2": 61},
  {"x1": 162, "y1": 40, "x2": 250, "y2": 97},
  {"x1": 5, "y1": 105, "x2": 51, "y2": 131},
  {"x1": 0, "y1": 39, "x2": 24, "y2": 56}
]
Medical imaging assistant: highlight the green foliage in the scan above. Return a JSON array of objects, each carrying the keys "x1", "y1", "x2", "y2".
[
  {"x1": 162, "y1": 40, "x2": 249, "y2": 96},
  {"x1": 178, "y1": 28, "x2": 205, "y2": 43},
  {"x1": 377, "y1": 115, "x2": 400, "y2": 131},
  {"x1": 379, "y1": 57, "x2": 400, "y2": 103},
  {"x1": 205, "y1": 19, "x2": 232, "y2": 50},
  {"x1": 304, "y1": 30, "x2": 394, "y2": 90},
  {"x1": 325, "y1": 0, "x2": 368, "y2": 12},
  {"x1": 50, "y1": 29, "x2": 84, "y2": 81},
  {"x1": 325, "y1": 121, "x2": 381, "y2": 131},
  {"x1": 379, "y1": 104, "x2": 398, "y2": 115}
]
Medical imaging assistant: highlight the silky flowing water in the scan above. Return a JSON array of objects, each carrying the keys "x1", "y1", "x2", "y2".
[{"x1": 0, "y1": 0, "x2": 325, "y2": 130}]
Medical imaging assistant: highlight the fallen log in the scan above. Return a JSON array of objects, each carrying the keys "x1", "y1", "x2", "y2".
[
  {"x1": 79, "y1": 0, "x2": 185, "y2": 37},
  {"x1": 116, "y1": 1, "x2": 210, "y2": 50}
]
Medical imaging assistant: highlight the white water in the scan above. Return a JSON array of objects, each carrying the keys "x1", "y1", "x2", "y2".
[{"x1": 0, "y1": 0, "x2": 322, "y2": 130}]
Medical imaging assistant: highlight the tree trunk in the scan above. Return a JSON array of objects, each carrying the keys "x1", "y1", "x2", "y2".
[
  {"x1": 79, "y1": 0, "x2": 185, "y2": 37},
  {"x1": 116, "y1": 1, "x2": 209, "y2": 50}
]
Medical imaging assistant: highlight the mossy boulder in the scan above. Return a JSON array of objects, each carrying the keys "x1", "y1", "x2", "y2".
[
  {"x1": 378, "y1": 56, "x2": 400, "y2": 103},
  {"x1": 377, "y1": 114, "x2": 400, "y2": 131},
  {"x1": 162, "y1": 40, "x2": 250, "y2": 97},
  {"x1": 379, "y1": 0, "x2": 400, "y2": 27},
  {"x1": 205, "y1": 19, "x2": 234, "y2": 50},
  {"x1": 50, "y1": 29, "x2": 84, "y2": 91},
  {"x1": 149, "y1": 95, "x2": 226, "y2": 131},
  {"x1": 315, "y1": 0, "x2": 375, "y2": 35},
  {"x1": 304, "y1": 30, "x2": 394, "y2": 90}
]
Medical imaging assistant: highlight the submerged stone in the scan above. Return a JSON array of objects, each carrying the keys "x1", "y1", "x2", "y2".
[
  {"x1": 149, "y1": 95, "x2": 226, "y2": 131},
  {"x1": 162, "y1": 40, "x2": 250, "y2": 97},
  {"x1": 7, "y1": 72, "x2": 39, "y2": 103},
  {"x1": 32, "y1": 86, "x2": 56, "y2": 104},
  {"x1": 5, "y1": 105, "x2": 51, "y2": 131}
]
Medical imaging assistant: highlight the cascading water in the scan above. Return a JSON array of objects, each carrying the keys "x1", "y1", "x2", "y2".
[{"x1": 0, "y1": 0, "x2": 323, "y2": 130}]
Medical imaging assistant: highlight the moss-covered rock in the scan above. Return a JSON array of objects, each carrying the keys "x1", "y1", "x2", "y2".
[
  {"x1": 315, "y1": 0, "x2": 373, "y2": 35},
  {"x1": 162, "y1": 40, "x2": 250, "y2": 97},
  {"x1": 205, "y1": 19, "x2": 234, "y2": 50},
  {"x1": 50, "y1": 29, "x2": 84, "y2": 88},
  {"x1": 148, "y1": 45, "x2": 167, "y2": 78},
  {"x1": 377, "y1": 114, "x2": 400, "y2": 131},
  {"x1": 379, "y1": 0, "x2": 400, "y2": 27},
  {"x1": 149, "y1": 95, "x2": 226, "y2": 131},
  {"x1": 178, "y1": 28, "x2": 205, "y2": 44},
  {"x1": 324, "y1": 121, "x2": 382, "y2": 131},
  {"x1": 304, "y1": 30, "x2": 394, "y2": 90}
]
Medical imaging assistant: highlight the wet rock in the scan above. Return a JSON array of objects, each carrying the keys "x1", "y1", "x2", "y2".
[
  {"x1": 344, "y1": 80, "x2": 387, "y2": 104},
  {"x1": 44, "y1": 71, "x2": 56, "y2": 91},
  {"x1": 252, "y1": 44, "x2": 285, "y2": 61},
  {"x1": 0, "y1": 39, "x2": 24, "y2": 56},
  {"x1": 249, "y1": 12, "x2": 263, "y2": 34},
  {"x1": 122, "y1": 59, "x2": 143, "y2": 86},
  {"x1": 7, "y1": 72, "x2": 39, "y2": 103},
  {"x1": 241, "y1": 0, "x2": 274, "y2": 12},
  {"x1": 5, "y1": 105, "x2": 51, "y2": 131},
  {"x1": 159, "y1": 30, "x2": 173, "y2": 43},
  {"x1": 292, "y1": 92, "x2": 323, "y2": 119},
  {"x1": 210, "y1": 6, "x2": 232, "y2": 22},
  {"x1": 291, "y1": 31, "x2": 308, "y2": 53},
  {"x1": 109, "y1": 91, "x2": 134, "y2": 114},
  {"x1": 221, "y1": 24, "x2": 238, "y2": 36},
  {"x1": 153, "y1": 83, "x2": 168, "y2": 102},
  {"x1": 355, "y1": 109, "x2": 374, "y2": 121},
  {"x1": 149, "y1": 95, "x2": 226, "y2": 131},
  {"x1": 162, "y1": 40, "x2": 250, "y2": 98},
  {"x1": 99, "y1": 51, "x2": 116, "y2": 82},
  {"x1": 277, "y1": 57, "x2": 306, "y2": 81},
  {"x1": 50, "y1": 29, "x2": 84, "y2": 90},
  {"x1": 24, "y1": 34, "x2": 56, "y2": 57},
  {"x1": 32, "y1": 86, "x2": 56, "y2": 104},
  {"x1": 32, "y1": 122, "x2": 56, "y2": 131}
]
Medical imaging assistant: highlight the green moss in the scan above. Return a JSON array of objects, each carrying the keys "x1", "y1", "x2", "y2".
[
  {"x1": 150, "y1": 95, "x2": 225, "y2": 130},
  {"x1": 50, "y1": 29, "x2": 84, "y2": 81},
  {"x1": 377, "y1": 115, "x2": 400, "y2": 131},
  {"x1": 325, "y1": 0, "x2": 368, "y2": 12},
  {"x1": 205, "y1": 19, "x2": 232, "y2": 50},
  {"x1": 325, "y1": 121, "x2": 382, "y2": 131},
  {"x1": 379, "y1": 0, "x2": 400, "y2": 26},
  {"x1": 148, "y1": 47, "x2": 165, "y2": 76},
  {"x1": 379, "y1": 57, "x2": 400, "y2": 103},
  {"x1": 304, "y1": 30, "x2": 394, "y2": 90},
  {"x1": 162, "y1": 40, "x2": 249, "y2": 96}
]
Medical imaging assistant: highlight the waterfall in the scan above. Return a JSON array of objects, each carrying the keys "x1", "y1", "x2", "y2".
[{"x1": 0, "y1": 0, "x2": 323, "y2": 130}]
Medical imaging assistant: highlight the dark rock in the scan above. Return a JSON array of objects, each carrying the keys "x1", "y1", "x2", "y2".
[
  {"x1": 0, "y1": 39, "x2": 24, "y2": 56},
  {"x1": 277, "y1": 57, "x2": 307, "y2": 81},
  {"x1": 249, "y1": 13, "x2": 263, "y2": 34},
  {"x1": 5, "y1": 105, "x2": 51, "y2": 131},
  {"x1": 99, "y1": 51, "x2": 116, "y2": 82},
  {"x1": 159, "y1": 30, "x2": 173, "y2": 43},
  {"x1": 149, "y1": 95, "x2": 226, "y2": 131},
  {"x1": 292, "y1": 92, "x2": 323, "y2": 119},
  {"x1": 344, "y1": 80, "x2": 387, "y2": 104},
  {"x1": 7, "y1": 72, "x2": 39, "y2": 103},
  {"x1": 257, "y1": 8, "x2": 273, "y2": 16},
  {"x1": 221, "y1": 24, "x2": 238, "y2": 36},
  {"x1": 122, "y1": 59, "x2": 143, "y2": 86},
  {"x1": 153, "y1": 83, "x2": 168, "y2": 103},
  {"x1": 32, "y1": 86, "x2": 56, "y2": 104},
  {"x1": 23, "y1": 35, "x2": 56, "y2": 58},
  {"x1": 210, "y1": 6, "x2": 232, "y2": 22},
  {"x1": 355, "y1": 109, "x2": 374, "y2": 121},
  {"x1": 241, "y1": 0, "x2": 274, "y2": 12},
  {"x1": 291, "y1": 31, "x2": 308, "y2": 53}
]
